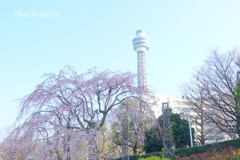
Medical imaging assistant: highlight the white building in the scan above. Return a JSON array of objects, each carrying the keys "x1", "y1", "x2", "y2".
[
  {"x1": 152, "y1": 94, "x2": 189, "y2": 118},
  {"x1": 152, "y1": 94, "x2": 228, "y2": 144}
]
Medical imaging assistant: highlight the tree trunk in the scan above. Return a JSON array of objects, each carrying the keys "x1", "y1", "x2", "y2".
[
  {"x1": 133, "y1": 147, "x2": 137, "y2": 155},
  {"x1": 88, "y1": 138, "x2": 97, "y2": 160},
  {"x1": 88, "y1": 129, "x2": 97, "y2": 160},
  {"x1": 122, "y1": 119, "x2": 129, "y2": 160},
  {"x1": 64, "y1": 134, "x2": 71, "y2": 160}
]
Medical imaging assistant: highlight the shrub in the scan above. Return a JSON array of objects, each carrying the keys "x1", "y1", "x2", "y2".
[
  {"x1": 139, "y1": 156, "x2": 160, "y2": 160},
  {"x1": 113, "y1": 139, "x2": 240, "y2": 160},
  {"x1": 113, "y1": 152, "x2": 164, "y2": 160},
  {"x1": 174, "y1": 138, "x2": 240, "y2": 157},
  {"x1": 175, "y1": 146, "x2": 240, "y2": 160},
  {"x1": 116, "y1": 154, "x2": 151, "y2": 160},
  {"x1": 149, "y1": 152, "x2": 163, "y2": 157},
  {"x1": 138, "y1": 156, "x2": 171, "y2": 160}
]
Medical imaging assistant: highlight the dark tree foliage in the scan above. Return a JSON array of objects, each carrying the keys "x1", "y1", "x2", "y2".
[
  {"x1": 170, "y1": 114, "x2": 194, "y2": 148},
  {"x1": 144, "y1": 113, "x2": 194, "y2": 153},
  {"x1": 234, "y1": 80, "x2": 240, "y2": 111},
  {"x1": 144, "y1": 127, "x2": 163, "y2": 153},
  {"x1": 158, "y1": 113, "x2": 194, "y2": 148}
]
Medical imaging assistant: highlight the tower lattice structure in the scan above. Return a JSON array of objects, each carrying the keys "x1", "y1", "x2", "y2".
[{"x1": 132, "y1": 30, "x2": 150, "y2": 89}]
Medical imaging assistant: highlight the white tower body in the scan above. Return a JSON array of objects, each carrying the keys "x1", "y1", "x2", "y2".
[{"x1": 132, "y1": 30, "x2": 150, "y2": 89}]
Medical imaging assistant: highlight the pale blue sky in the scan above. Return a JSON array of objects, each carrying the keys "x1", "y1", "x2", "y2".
[{"x1": 0, "y1": 0, "x2": 240, "y2": 133}]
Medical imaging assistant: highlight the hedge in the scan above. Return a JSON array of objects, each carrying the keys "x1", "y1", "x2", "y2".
[
  {"x1": 113, "y1": 152, "x2": 162, "y2": 160},
  {"x1": 174, "y1": 138, "x2": 240, "y2": 157},
  {"x1": 113, "y1": 139, "x2": 240, "y2": 160}
]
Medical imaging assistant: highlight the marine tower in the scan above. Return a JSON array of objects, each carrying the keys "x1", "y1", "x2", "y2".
[{"x1": 132, "y1": 30, "x2": 150, "y2": 89}]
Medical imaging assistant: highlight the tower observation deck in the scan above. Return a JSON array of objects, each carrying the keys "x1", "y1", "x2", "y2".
[{"x1": 132, "y1": 30, "x2": 150, "y2": 89}]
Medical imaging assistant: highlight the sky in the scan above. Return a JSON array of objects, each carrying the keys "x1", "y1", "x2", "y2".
[{"x1": 0, "y1": 0, "x2": 240, "y2": 134}]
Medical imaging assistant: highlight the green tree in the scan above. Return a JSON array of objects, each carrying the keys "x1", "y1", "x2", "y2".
[
  {"x1": 144, "y1": 126, "x2": 163, "y2": 153},
  {"x1": 158, "y1": 113, "x2": 194, "y2": 148},
  {"x1": 234, "y1": 80, "x2": 240, "y2": 112},
  {"x1": 170, "y1": 114, "x2": 194, "y2": 148},
  {"x1": 144, "y1": 113, "x2": 194, "y2": 153}
]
